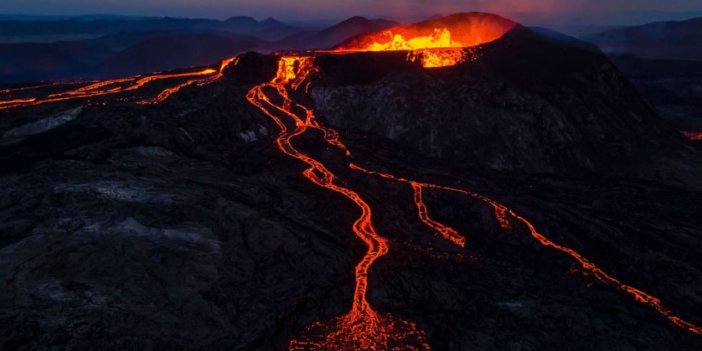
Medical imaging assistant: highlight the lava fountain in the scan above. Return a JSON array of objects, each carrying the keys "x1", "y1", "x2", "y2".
[{"x1": 334, "y1": 12, "x2": 517, "y2": 67}]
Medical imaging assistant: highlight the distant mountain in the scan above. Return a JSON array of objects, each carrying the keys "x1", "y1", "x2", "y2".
[
  {"x1": 225, "y1": 16, "x2": 259, "y2": 28},
  {"x1": 0, "y1": 31, "x2": 266, "y2": 83},
  {"x1": 278, "y1": 16, "x2": 398, "y2": 50},
  {"x1": 0, "y1": 14, "x2": 153, "y2": 21},
  {"x1": 0, "y1": 16, "x2": 293, "y2": 83},
  {"x1": 0, "y1": 16, "x2": 299, "y2": 41},
  {"x1": 547, "y1": 24, "x2": 624, "y2": 37},
  {"x1": 94, "y1": 33, "x2": 265, "y2": 77},
  {"x1": 223, "y1": 16, "x2": 295, "y2": 39},
  {"x1": 583, "y1": 17, "x2": 702, "y2": 132},
  {"x1": 260, "y1": 17, "x2": 286, "y2": 28},
  {"x1": 584, "y1": 17, "x2": 702, "y2": 61},
  {"x1": 0, "y1": 40, "x2": 112, "y2": 82}
]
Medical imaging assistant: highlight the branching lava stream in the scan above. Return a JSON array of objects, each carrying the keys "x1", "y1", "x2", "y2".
[
  {"x1": 247, "y1": 56, "x2": 433, "y2": 351},
  {"x1": 0, "y1": 57, "x2": 238, "y2": 110}
]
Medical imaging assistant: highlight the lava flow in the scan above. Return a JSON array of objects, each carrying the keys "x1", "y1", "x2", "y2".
[
  {"x1": 137, "y1": 57, "x2": 238, "y2": 105},
  {"x1": 335, "y1": 13, "x2": 516, "y2": 67},
  {"x1": 348, "y1": 163, "x2": 702, "y2": 336},
  {"x1": 0, "y1": 57, "x2": 237, "y2": 110},
  {"x1": 247, "y1": 57, "x2": 436, "y2": 350}
]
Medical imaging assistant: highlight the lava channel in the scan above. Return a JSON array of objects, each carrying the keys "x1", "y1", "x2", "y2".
[
  {"x1": 349, "y1": 163, "x2": 702, "y2": 336},
  {"x1": 247, "y1": 56, "x2": 436, "y2": 351}
]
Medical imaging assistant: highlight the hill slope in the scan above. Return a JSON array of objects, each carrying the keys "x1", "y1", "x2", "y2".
[{"x1": 584, "y1": 17, "x2": 702, "y2": 61}]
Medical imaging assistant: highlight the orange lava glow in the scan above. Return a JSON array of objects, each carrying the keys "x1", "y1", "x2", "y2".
[
  {"x1": 138, "y1": 57, "x2": 238, "y2": 105},
  {"x1": 682, "y1": 131, "x2": 702, "y2": 141},
  {"x1": 412, "y1": 182, "x2": 466, "y2": 247},
  {"x1": 349, "y1": 163, "x2": 702, "y2": 336},
  {"x1": 344, "y1": 162, "x2": 466, "y2": 247},
  {"x1": 335, "y1": 13, "x2": 516, "y2": 67},
  {"x1": 0, "y1": 57, "x2": 237, "y2": 110}
]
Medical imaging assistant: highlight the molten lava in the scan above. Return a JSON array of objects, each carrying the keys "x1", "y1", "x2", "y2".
[
  {"x1": 349, "y1": 163, "x2": 702, "y2": 336},
  {"x1": 138, "y1": 57, "x2": 238, "y2": 105},
  {"x1": 247, "y1": 57, "x2": 433, "y2": 350},
  {"x1": 335, "y1": 13, "x2": 516, "y2": 67}
]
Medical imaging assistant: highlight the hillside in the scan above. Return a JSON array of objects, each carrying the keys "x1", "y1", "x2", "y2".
[{"x1": 584, "y1": 17, "x2": 702, "y2": 61}]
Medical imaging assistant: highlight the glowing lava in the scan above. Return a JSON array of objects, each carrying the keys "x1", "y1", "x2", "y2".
[
  {"x1": 0, "y1": 57, "x2": 237, "y2": 110},
  {"x1": 247, "y1": 56, "x2": 432, "y2": 350},
  {"x1": 335, "y1": 13, "x2": 516, "y2": 67},
  {"x1": 349, "y1": 163, "x2": 702, "y2": 336},
  {"x1": 138, "y1": 57, "x2": 238, "y2": 104},
  {"x1": 682, "y1": 131, "x2": 702, "y2": 141}
]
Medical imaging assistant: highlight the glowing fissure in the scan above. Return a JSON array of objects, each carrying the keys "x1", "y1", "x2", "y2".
[
  {"x1": 348, "y1": 163, "x2": 702, "y2": 336},
  {"x1": 0, "y1": 57, "x2": 237, "y2": 110},
  {"x1": 411, "y1": 182, "x2": 466, "y2": 247}
]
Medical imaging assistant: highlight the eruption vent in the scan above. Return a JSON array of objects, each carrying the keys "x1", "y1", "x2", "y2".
[{"x1": 335, "y1": 13, "x2": 517, "y2": 67}]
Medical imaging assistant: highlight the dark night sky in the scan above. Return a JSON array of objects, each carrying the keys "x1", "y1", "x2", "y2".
[{"x1": 1, "y1": 0, "x2": 701, "y2": 24}]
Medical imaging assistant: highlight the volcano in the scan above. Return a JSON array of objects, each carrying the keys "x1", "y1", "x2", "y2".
[{"x1": 0, "y1": 12, "x2": 701, "y2": 351}]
